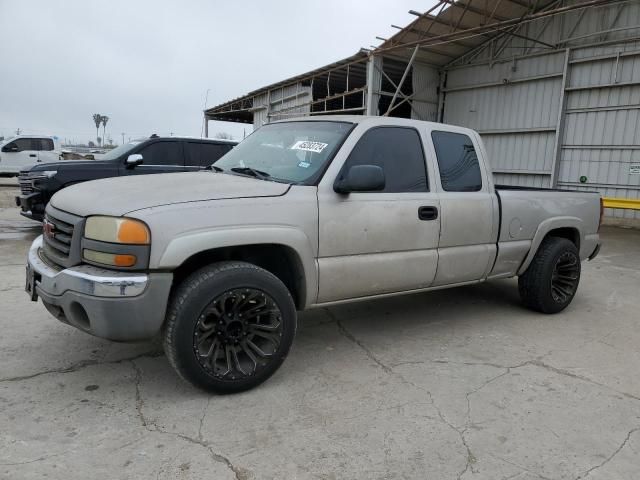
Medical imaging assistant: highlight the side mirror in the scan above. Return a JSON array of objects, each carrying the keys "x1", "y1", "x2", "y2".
[
  {"x1": 334, "y1": 164, "x2": 385, "y2": 194},
  {"x1": 126, "y1": 154, "x2": 143, "y2": 167}
]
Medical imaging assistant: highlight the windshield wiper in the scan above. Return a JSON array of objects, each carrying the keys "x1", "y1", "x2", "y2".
[
  {"x1": 230, "y1": 166, "x2": 271, "y2": 180},
  {"x1": 208, "y1": 165, "x2": 224, "y2": 172}
]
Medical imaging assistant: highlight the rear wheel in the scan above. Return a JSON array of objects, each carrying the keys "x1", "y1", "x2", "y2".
[
  {"x1": 163, "y1": 261, "x2": 297, "y2": 393},
  {"x1": 518, "y1": 237, "x2": 581, "y2": 314}
]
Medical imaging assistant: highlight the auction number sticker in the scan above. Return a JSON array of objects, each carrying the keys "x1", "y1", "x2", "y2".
[
  {"x1": 291, "y1": 141, "x2": 328, "y2": 154},
  {"x1": 630, "y1": 164, "x2": 640, "y2": 175}
]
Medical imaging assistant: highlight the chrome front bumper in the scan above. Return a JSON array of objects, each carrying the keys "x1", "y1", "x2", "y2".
[{"x1": 27, "y1": 236, "x2": 172, "y2": 341}]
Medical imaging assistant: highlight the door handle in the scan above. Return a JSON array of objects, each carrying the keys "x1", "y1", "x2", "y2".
[
  {"x1": 29, "y1": 154, "x2": 37, "y2": 158},
  {"x1": 418, "y1": 206, "x2": 438, "y2": 221}
]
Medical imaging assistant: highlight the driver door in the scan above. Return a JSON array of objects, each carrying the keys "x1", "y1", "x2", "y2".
[{"x1": 317, "y1": 126, "x2": 440, "y2": 303}]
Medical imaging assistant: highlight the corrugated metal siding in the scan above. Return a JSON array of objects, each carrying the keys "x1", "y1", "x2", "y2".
[
  {"x1": 443, "y1": 55, "x2": 563, "y2": 188},
  {"x1": 252, "y1": 83, "x2": 312, "y2": 128},
  {"x1": 252, "y1": 93, "x2": 269, "y2": 129},
  {"x1": 559, "y1": 48, "x2": 640, "y2": 220},
  {"x1": 268, "y1": 83, "x2": 312, "y2": 123},
  {"x1": 442, "y1": 1, "x2": 640, "y2": 218},
  {"x1": 411, "y1": 63, "x2": 439, "y2": 121}
]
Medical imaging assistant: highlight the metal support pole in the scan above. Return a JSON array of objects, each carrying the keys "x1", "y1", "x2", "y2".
[
  {"x1": 437, "y1": 71, "x2": 446, "y2": 122},
  {"x1": 384, "y1": 46, "x2": 419, "y2": 116},
  {"x1": 550, "y1": 48, "x2": 570, "y2": 188},
  {"x1": 204, "y1": 115, "x2": 208, "y2": 138},
  {"x1": 365, "y1": 55, "x2": 377, "y2": 115}
]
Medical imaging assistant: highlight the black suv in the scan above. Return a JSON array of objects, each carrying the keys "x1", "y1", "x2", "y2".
[{"x1": 16, "y1": 136, "x2": 237, "y2": 221}]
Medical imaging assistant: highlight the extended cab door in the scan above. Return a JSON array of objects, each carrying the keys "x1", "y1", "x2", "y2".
[
  {"x1": 125, "y1": 139, "x2": 186, "y2": 175},
  {"x1": 427, "y1": 128, "x2": 498, "y2": 286},
  {"x1": 317, "y1": 125, "x2": 441, "y2": 303},
  {"x1": 36, "y1": 138, "x2": 58, "y2": 163}
]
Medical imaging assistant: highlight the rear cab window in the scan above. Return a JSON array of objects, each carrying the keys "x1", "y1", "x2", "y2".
[
  {"x1": 186, "y1": 142, "x2": 232, "y2": 167},
  {"x1": 39, "y1": 138, "x2": 54, "y2": 151},
  {"x1": 431, "y1": 131, "x2": 482, "y2": 192}
]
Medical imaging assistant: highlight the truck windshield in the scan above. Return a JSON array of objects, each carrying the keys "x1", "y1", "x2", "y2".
[
  {"x1": 215, "y1": 121, "x2": 353, "y2": 184},
  {"x1": 101, "y1": 141, "x2": 141, "y2": 161}
]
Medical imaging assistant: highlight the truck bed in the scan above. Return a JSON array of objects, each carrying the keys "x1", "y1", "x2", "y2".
[{"x1": 489, "y1": 186, "x2": 601, "y2": 279}]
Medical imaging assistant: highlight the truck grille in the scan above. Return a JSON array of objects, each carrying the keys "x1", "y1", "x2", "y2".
[
  {"x1": 43, "y1": 213, "x2": 74, "y2": 257},
  {"x1": 19, "y1": 177, "x2": 35, "y2": 195},
  {"x1": 41, "y1": 207, "x2": 84, "y2": 268}
]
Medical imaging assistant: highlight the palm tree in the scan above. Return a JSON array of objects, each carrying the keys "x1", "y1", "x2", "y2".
[
  {"x1": 92, "y1": 114, "x2": 102, "y2": 144},
  {"x1": 101, "y1": 115, "x2": 109, "y2": 146}
]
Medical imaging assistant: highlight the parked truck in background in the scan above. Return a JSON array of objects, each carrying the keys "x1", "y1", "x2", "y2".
[
  {"x1": 0, "y1": 135, "x2": 62, "y2": 176},
  {"x1": 25, "y1": 117, "x2": 602, "y2": 393},
  {"x1": 16, "y1": 136, "x2": 237, "y2": 221}
]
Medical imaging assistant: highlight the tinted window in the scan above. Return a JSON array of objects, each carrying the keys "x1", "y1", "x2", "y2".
[
  {"x1": 431, "y1": 131, "x2": 482, "y2": 192},
  {"x1": 186, "y1": 142, "x2": 231, "y2": 167},
  {"x1": 138, "y1": 141, "x2": 182, "y2": 166},
  {"x1": 342, "y1": 127, "x2": 427, "y2": 192},
  {"x1": 39, "y1": 138, "x2": 54, "y2": 151},
  {"x1": 13, "y1": 138, "x2": 34, "y2": 152}
]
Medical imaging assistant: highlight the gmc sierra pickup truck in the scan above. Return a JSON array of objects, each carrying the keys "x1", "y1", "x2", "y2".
[{"x1": 25, "y1": 117, "x2": 602, "y2": 393}]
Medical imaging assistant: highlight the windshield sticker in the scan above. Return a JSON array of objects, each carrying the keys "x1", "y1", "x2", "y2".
[
  {"x1": 298, "y1": 161, "x2": 311, "y2": 168},
  {"x1": 290, "y1": 140, "x2": 328, "y2": 154}
]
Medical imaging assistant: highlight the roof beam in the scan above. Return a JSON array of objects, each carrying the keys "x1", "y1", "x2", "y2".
[
  {"x1": 439, "y1": 0, "x2": 511, "y2": 22},
  {"x1": 503, "y1": 0, "x2": 534, "y2": 8},
  {"x1": 378, "y1": 0, "x2": 621, "y2": 57},
  {"x1": 408, "y1": 9, "x2": 480, "y2": 32},
  {"x1": 391, "y1": 24, "x2": 476, "y2": 48}
]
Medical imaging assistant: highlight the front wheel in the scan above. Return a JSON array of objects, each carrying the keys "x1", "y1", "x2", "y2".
[
  {"x1": 518, "y1": 237, "x2": 581, "y2": 314},
  {"x1": 163, "y1": 261, "x2": 297, "y2": 393}
]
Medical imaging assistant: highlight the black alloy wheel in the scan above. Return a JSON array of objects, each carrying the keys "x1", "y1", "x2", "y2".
[
  {"x1": 550, "y1": 251, "x2": 580, "y2": 304},
  {"x1": 163, "y1": 261, "x2": 297, "y2": 394},
  {"x1": 194, "y1": 288, "x2": 283, "y2": 380}
]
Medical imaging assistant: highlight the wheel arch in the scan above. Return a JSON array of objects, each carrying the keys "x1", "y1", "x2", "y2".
[
  {"x1": 171, "y1": 243, "x2": 308, "y2": 309},
  {"x1": 517, "y1": 217, "x2": 583, "y2": 275}
]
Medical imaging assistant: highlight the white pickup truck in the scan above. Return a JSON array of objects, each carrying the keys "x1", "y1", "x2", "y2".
[
  {"x1": 25, "y1": 117, "x2": 602, "y2": 393},
  {"x1": 0, "y1": 135, "x2": 62, "y2": 176}
]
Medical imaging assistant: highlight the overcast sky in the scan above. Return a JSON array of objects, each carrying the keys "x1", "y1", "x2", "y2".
[{"x1": 0, "y1": 0, "x2": 431, "y2": 144}]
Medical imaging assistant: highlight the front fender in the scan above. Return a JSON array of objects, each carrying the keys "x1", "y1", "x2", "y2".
[
  {"x1": 157, "y1": 226, "x2": 318, "y2": 308},
  {"x1": 517, "y1": 216, "x2": 583, "y2": 275}
]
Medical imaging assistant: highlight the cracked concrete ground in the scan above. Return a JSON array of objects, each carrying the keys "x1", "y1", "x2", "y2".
[{"x1": 1, "y1": 198, "x2": 639, "y2": 480}]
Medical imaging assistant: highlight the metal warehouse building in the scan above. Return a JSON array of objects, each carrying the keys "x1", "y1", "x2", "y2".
[{"x1": 205, "y1": 0, "x2": 640, "y2": 221}]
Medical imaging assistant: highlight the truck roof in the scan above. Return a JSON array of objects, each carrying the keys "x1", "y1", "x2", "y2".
[
  {"x1": 153, "y1": 136, "x2": 237, "y2": 144},
  {"x1": 271, "y1": 115, "x2": 476, "y2": 135}
]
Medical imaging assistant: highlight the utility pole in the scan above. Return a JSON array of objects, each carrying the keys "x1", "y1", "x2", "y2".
[{"x1": 121, "y1": 133, "x2": 125, "y2": 145}]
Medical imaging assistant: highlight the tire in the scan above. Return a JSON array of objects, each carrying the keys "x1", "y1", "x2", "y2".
[
  {"x1": 518, "y1": 237, "x2": 581, "y2": 314},
  {"x1": 163, "y1": 261, "x2": 297, "y2": 394}
]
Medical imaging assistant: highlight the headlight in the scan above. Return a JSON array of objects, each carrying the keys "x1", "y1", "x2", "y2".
[{"x1": 84, "y1": 216, "x2": 150, "y2": 244}]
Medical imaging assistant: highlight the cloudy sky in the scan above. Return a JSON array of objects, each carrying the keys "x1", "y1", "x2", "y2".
[{"x1": 0, "y1": 0, "x2": 430, "y2": 144}]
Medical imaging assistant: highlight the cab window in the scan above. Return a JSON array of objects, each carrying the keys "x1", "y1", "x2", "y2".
[
  {"x1": 342, "y1": 126, "x2": 428, "y2": 193},
  {"x1": 186, "y1": 142, "x2": 232, "y2": 167},
  {"x1": 431, "y1": 131, "x2": 482, "y2": 192}
]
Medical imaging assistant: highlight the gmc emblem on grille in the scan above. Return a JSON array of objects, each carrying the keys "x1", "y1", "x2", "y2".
[{"x1": 43, "y1": 220, "x2": 55, "y2": 239}]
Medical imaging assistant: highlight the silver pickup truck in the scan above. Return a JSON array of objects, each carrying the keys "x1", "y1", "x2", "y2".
[{"x1": 25, "y1": 117, "x2": 602, "y2": 393}]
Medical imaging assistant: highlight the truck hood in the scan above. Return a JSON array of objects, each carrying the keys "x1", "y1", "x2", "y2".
[
  {"x1": 50, "y1": 172, "x2": 290, "y2": 217},
  {"x1": 23, "y1": 160, "x2": 113, "y2": 174}
]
